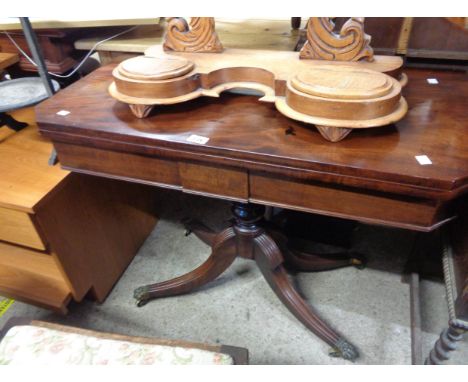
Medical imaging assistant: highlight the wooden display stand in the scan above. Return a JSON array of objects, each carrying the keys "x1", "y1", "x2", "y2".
[
  {"x1": 0, "y1": 108, "x2": 158, "y2": 313},
  {"x1": 109, "y1": 17, "x2": 408, "y2": 142}
]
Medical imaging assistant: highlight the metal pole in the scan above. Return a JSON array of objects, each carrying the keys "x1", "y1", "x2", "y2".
[
  {"x1": 19, "y1": 17, "x2": 59, "y2": 165},
  {"x1": 410, "y1": 272, "x2": 423, "y2": 365},
  {"x1": 19, "y1": 17, "x2": 55, "y2": 96}
]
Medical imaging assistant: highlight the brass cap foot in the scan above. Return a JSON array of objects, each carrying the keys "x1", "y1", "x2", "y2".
[
  {"x1": 134, "y1": 285, "x2": 150, "y2": 307},
  {"x1": 329, "y1": 339, "x2": 359, "y2": 361}
]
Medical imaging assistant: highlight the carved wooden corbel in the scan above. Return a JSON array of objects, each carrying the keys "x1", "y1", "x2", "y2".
[
  {"x1": 163, "y1": 17, "x2": 223, "y2": 53},
  {"x1": 300, "y1": 17, "x2": 374, "y2": 62}
]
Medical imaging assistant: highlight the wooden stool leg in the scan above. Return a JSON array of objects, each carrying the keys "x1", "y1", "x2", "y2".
[
  {"x1": 254, "y1": 232, "x2": 359, "y2": 361},
  {"x1": 134, "y1": 227, "x2": 237, "y2": 306}
]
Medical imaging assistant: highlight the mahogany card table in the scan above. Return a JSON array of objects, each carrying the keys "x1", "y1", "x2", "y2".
[{"x1": 36, "y1": 65, "x2": 468, "y2": 363}]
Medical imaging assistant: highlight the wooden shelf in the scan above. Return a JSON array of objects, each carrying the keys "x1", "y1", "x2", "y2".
[
  {"x1": 0, "y1": 241, "x2": 72, "y2": 313},
  {"x1": 0, "y1": 17, "x2": 161, "y2": 30}
]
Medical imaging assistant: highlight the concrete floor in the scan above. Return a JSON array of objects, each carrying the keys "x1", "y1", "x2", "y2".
[{"x1": 1, "y1": 189, "x2": 467, "y2": 364}]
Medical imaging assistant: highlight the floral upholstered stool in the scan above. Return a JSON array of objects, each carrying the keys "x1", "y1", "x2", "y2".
[{"x1": 0, "y1": 318, "x2": 248, "y2": 365}]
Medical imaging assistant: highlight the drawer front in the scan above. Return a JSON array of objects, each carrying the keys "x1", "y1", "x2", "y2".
[
  {"x1": 0, "y1": 207, "x2": 46, "y2": 250},
  {"x1": 54, "y1": 142, "x2": 249, "y2": 201},
  {"x1": 250, "y1": 174, "x2": 437, "y2": 230},
  {"x1": 179, "y1": 162, "x2": 248, "y2": 201},
  {"x1": 54, "y1": 142, "x2": 181, "y2": 188}
]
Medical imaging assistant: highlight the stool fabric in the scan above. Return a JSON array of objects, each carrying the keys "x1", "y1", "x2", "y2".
[{"x1": 0, "y1": 325, "x2": 233, "y2": 365}]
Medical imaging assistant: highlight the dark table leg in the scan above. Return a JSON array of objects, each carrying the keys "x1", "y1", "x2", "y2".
[
  {"x1": 0, "y1": 112, "x2": 28, "y2": 132},
  {"x1": 134, "y1": 202, "x2": 359, "y2": 361}
]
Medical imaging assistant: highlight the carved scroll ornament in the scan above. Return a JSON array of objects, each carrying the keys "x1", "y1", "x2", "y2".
[
  {"x1": 163, "y1": 17, "x2": 223, "y2": 53},
  {"x1": 300, "y1": 17, "x2": 374, "y2": 62}
]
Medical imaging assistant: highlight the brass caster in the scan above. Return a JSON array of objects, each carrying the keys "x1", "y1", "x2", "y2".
[
  {"x1": 349, "y1": 252, "x2": 367, "y2": 270},
  {"x1": 134, "y1": 285, "x2": 150, "y2": 307},
  {"x1": 136, "y1": 298, "x2": 149, "y2": 308},
  {"x1": 328, "y1": 339, "x2": 359, "y2": 361},
  {"x1": 181, "y1": 217, "x2": 193, "y2": 236}
]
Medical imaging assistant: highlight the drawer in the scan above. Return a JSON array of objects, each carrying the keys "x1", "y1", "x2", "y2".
[
  {"x1": 250, "y1": 174, "x2": 438, "y2": 230},
  {"x1": 179, "y1": 162, "x2": 248, "y2": 201},
  {"x1": 0, "y1": 240, "x2": 71, "y2": 313},
  {"x1": 0, "y1": 207, "x2": 46, "y2": 250},
  {"x1": 53, "y1": 142, "x2": 181, "y2": 188}
]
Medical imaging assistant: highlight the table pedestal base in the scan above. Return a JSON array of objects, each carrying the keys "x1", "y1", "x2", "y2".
[{"x1": 134, "y1": 203, "x2": 363, "y2": 361}]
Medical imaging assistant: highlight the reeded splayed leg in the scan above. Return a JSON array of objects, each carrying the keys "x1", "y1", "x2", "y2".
[
  {"x1": 284, "y1": 248, "x2": 366, "y2": 271},
  {"x1": 134, "y1": 227, "x2": 237, "y2": 306},
  {"x1": 253, "y1": 232, "x2": 359, "y2": 361},
  {"x1": 266, "y1": 226, "x2": 366, "y2": 272}
]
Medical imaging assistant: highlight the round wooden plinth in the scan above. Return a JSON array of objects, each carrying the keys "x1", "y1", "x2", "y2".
[
  {"x1": 111, "y1": 55, "x2": 200, "y2": 103},
  {"x1": 118, "y1": 55, "x2": 195, "y2": 81},
  {"x1": 277, "y1": 65, "x2": 408, "y2": 141},
  {"x1": 292, "y1": 67, "x2": 394, "y2": 100}
]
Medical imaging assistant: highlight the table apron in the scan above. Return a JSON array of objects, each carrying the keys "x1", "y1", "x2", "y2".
[{"x1": 51, "y1": 141, "x2": 454, "y2": 232}]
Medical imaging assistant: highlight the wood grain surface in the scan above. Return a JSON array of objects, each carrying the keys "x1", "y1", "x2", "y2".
[
  {"x1": 0, "y1": 241, "x2": 72, "y2": 313},
  {"x1": 36, "y1": 65, "x2": 468, "y2": 198},
  {"x1": 0, "y1": 107, "x2": 158, "y2": 311},
  {"x1": 163, "y1": 17, "x2": 223, "y2": 53},
  {"x1": 0, "y1": 108, "x2": 69, "y2": 212},
  {"x1": 0, "y1": 208, "x2": 46, "y2": 250},
  {"x1": 299, "y1": 17, "x2": 373, "y2": 61},
  {"x1": 0, "y1": 52, "x2": 19, "y2": 70}
]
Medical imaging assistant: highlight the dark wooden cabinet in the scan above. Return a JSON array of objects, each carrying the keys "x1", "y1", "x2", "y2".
[{"x1": 0, "y1": 27, "x2": 127, "y2": 74}]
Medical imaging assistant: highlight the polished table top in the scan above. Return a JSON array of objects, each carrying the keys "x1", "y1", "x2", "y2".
[
  {"x1": 37, "y1": 66, "x2": 468, "y2": 195},
  {"x1": 36, "y1": 65, "x2": 468, "y2": 231}
]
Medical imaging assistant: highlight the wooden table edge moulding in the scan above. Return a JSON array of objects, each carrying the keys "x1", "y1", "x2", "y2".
[{"x1": 35, "y1": 18, "x2": 468, "y2": 363}]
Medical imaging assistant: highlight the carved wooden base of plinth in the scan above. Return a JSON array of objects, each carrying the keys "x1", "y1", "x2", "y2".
[
  {"x1": 316, "y1": 126, "x2": 352, "y2": 142},
  {"x1": 110, "y1": 47, "x2": 408, "y2": 142},
  {"x1": 129, "y1": 104, "x2": 153, "y2": 118},
  {"x1": 134, "y1": 203, "x2": 365, "y2": 361}
]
